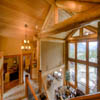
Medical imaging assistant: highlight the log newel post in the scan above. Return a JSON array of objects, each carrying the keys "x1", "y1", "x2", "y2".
[
  {"x1": 25, "y1": 75, "x2": 28, "y2": 97},
  {"x1": 97, "y1": 22, "x2": 100, "y2": 92},
  {"x1": 38, "y1": 70, "x2": 42, "y2": 93}
]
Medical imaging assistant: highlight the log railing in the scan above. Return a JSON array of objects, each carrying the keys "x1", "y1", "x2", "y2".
[
  {"x1": 25, "y1": 75, "x2": 38, "y2": 100},
  {"x1": 70, "y1": 92, "x2": 100, "y2": 100}
]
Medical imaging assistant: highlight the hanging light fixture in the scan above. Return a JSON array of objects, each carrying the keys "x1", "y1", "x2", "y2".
[{"x1": 21, "y1": 24, "x2": 31, "y2": 50}]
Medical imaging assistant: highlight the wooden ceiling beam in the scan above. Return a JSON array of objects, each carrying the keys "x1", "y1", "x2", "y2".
[
  {"x1": 65, "y1": 29, "x2": 78, "y2": 40},
  {"x1": 41, "y1": 6, "x2": 54, "y2": 30},
  {"x1": 56, "y1": 0, "x2": 99, "y2": 13},
  {"x1": 72, "y1": 0, "x2": 100, "y2": 3},
  {"x1": 45, "y1": 0, "x2": 55, "y2": 5},
  {"x1": 84, "y1": 25, "x2": 97, "y2": 33},
  {"x1": 40, "y1": 6, "x2": 100, "y2": 38}
]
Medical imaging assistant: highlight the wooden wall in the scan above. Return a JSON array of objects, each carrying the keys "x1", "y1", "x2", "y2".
[
  {"x1": 0, "y1": 36, "x2": 22, "y2": 56},
  {"x1": 0, "y1": 36, "x2": 34, "y2": 56},
  {"x1": 41, "y1": 41, "x2": 64, "y2": 72}
]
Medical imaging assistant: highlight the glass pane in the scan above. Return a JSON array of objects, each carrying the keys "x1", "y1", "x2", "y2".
[
  {"x1": 77, "y1": 42, "x2": 86, "y2": 61},
  {"x1": 68, "y1": 43, "x2": 75, "y2": 59},
  {"x1": 89, "y1": 42, "x2": 97, "y2": 63},
  {"x1": 83, "y1": 28, "x2": 94, "y2": 36},
  {"x1": 89, "y1": 66, "x2": 97, "y2": 94},
  {"x1": 77, "y1": 63, "x2": 86, "y2": 93},
  {"x1": 68, "y1": 61, "x2": 75, "y2": 84},
  {"x1": 72, "y1": 30, "x2": 80, "y2": 37}
]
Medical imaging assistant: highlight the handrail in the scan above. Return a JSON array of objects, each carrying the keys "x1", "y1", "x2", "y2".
[
  {"x1": 25, "y1": 75, "x2": 38, "y2": 100},
  {"x1": 70, "y1": 92, "x2": 100, "y2": 100}
]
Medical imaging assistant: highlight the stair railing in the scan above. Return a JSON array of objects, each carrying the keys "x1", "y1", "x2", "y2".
[
  {"x1": 70, "y1": 92, "x2": 100, "y2": 100},
  {"x1": 25, "y1": 75, "x2": 38, "y2": 100}
]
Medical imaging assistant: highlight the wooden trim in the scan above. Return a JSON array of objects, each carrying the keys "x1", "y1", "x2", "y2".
[
  {"x1": 97, "y1": 22, "x2": 100, "y2": 91},
  {"x1": 67, "y1": 37, "x2": 97, "y2": 94},
  {"x1": 4, "y1": 54, "x2": 21, "y2": 58},
  {"x1": 86, "y1": 41, "x2": 89, "y2": 94},
  {"x1": 75, "y1": 42, "x2": 77, "y2": 88},
  {"x1": 68, "y1": 34, "x2": 97, "y2": 41}
]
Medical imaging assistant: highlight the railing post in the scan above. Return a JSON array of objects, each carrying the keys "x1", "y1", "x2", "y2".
[
  {"x1": 38, "y1": 70, "x2": 42, "y2": 93},
  {"x1": 25, "y1": 75, "x2": 28, "y2": 97}
]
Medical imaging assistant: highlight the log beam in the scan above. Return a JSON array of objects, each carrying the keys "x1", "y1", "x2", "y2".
[
  {"x1": 40, "y1": 6, "x2": 100, "y2": 38},
  {"x1": 72, "y1": 0, "x2": 100, "y2": 3},
  {"x1": 84, "y1": 25, "x2": 97, "y2": 33},
  {"x1": 56, "y1": 0, "x2": 99, "y2": 13}
]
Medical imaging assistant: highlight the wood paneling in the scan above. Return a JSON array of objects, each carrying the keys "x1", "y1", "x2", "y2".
[{"x1": 0, "y1": 0, "x2": 50, "y2": 39}]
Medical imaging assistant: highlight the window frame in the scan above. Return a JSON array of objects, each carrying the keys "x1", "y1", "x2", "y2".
[{"x1": 67, "y1": 38, "x2": 97, "y2": 94}]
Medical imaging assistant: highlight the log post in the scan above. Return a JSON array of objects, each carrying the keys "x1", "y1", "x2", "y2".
[
  {"x1": 97, "y1": 22, "x2": 100, "y2": 91},
  {"x1": 19, "y1": 54, "x2": 23, "y2": 84},
  {"x1": 37, "y1": 39, "x2": 41, "y2": 92},
  {"x1": 25, "y1": 75, "x2": 28, "y2": 97}
]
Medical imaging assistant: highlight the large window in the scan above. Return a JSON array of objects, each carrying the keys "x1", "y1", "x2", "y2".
[
  {"x1": 68, "y1": 61, "x2": 75, "y2": 85},
  {"x1": 89, "y1": 66, "x2": 97, "y2": 94},
  {"x1": 68, "y1": 43, "x2": 75, "y2": 59},
  {"x1": 89, "y1": 42, "x2": 97, "y2": 63},
  {"x1": 77, "y1": 42, "x2": 86, "y2": 61},
  {"x1": 77, "y1": 63, "x2": 86, "y2": 93},
  {"x1": 68, "y1": 41, "x2": 97, "y2": 94}
]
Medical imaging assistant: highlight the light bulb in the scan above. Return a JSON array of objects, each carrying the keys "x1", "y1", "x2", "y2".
[
  {"x1": 25, "y1": 46, "x2": 28, "y2": 49},
  {"x1": 21, "y1": 46, "x2": 24, "y2": 50},
  {"x1": 24, "y1": 40, "x2": 27, "y2": 43},
  {"x1": 27, "y1": 40, "x2": 29, "y2": 43},
  {"x1": 28, "y1": 46, "x2": 31, "y2": 49}
]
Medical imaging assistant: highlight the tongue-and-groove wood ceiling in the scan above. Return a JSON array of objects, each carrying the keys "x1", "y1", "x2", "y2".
[
  {"x1": 0, "y1": 0, "x2": 50, "y2": 39},
  {"x1": 0, "y1": 0, "x2": 99, "y2": 40}
]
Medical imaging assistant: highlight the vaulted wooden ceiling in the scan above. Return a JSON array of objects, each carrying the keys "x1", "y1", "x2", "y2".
[
  {"x1": 0, "y1": 0, "x2": 99, "y2": 40},
  {"x1": 0, "y1": 0, "x2": 50, "y2": 39}
]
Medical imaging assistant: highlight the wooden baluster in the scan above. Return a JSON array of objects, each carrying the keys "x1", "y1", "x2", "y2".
[
  {"x1": 39, "y1": 70, "x2": 42, "y2": 93},
  {"x1": 25, "y1": 75, "x2": 28, "y2": 97}
]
